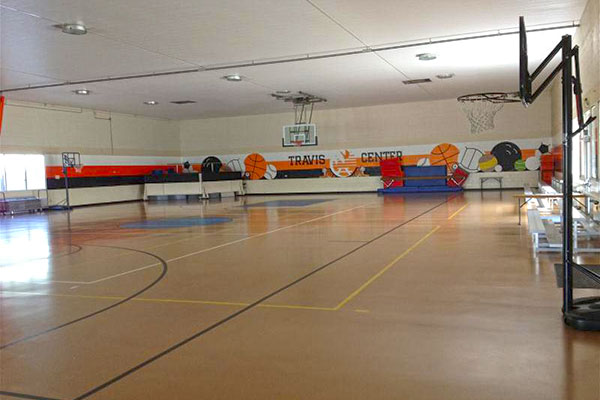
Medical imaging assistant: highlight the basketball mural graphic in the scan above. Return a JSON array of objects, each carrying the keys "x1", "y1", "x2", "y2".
[
  {"x1": 429, "y1": 143, "x2": 460, "y2": 170},
  {"x1": 491, "y1": 142, "x2": 522, "y2": 171},
  {"x1": 330, "y1": 150, "x2": 358, "y2": 178},
  {"x1": 244, "y1": 153, "x2": 267, "y2": 180},
  {"x1": 459, "y1": 147, "x2": 484, "y2": 172},
  {"x1": 181, "y1": 139, "x2": 550, "y2": 182},
  {"x1": 478, "y1": 154, "x2": 498, "y2": 172}
]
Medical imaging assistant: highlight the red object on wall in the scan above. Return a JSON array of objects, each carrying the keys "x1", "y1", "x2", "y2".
[
  {"x1": 380, "y1": 158, "x2": 404, "y2": 188},
  {"x1": 0, "y1": 96, "x2": 5, "y2": 135},
  {"x1": 540, "y1": 154, "x2": 554, "y2": 184},
  {"x1": 448, "y1": 166, "x2": 469, "y2": 187}
]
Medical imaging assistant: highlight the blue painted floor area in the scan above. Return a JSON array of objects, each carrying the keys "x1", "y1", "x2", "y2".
[
  {"x1": 121, "y1": 217, "x2": 232, "y2": 229},
  {"x1": 244, "y1": 199, "x2": 331, "y2": 208}
]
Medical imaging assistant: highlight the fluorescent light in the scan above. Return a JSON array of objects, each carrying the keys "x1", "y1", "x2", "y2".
[
  {"x1": 223, "y1": 74, "x2": 242, "y2": 82},
  {"x1": 416, "y1": 53, "x2": 437, "y2": 61},
  {"x1": 436, "y1": 73, "x2": 455, "y2": 79},
  {"x1": 144, "y1": 100, "x2": 159, "y2": 105},
  {"x1": 72, "y1": 89, "x2": 90, "y2": 95}
]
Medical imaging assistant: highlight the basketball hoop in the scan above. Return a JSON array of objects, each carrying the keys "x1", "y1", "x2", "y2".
[
  {"x1": 291, "y1": 140, "x2": 304, "y2": 147},
  {"x1": 74, "y1": 164, "x2": 84, "y2": 174},
  {"x1": 457, "y1": 92, "x2": 520, "y2": 135}
]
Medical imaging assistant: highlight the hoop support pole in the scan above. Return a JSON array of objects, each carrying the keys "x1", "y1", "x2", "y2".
[{"x1": 561, "y1": 34, "x2": 574, "y2": 313}]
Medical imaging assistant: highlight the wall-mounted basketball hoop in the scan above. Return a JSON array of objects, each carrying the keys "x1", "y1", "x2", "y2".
[
  {"x1": 457, "y1": 92, "x2": 520, "y2": 135},
  {"x1": 61, "y1": 152, "x2": 83, "y2": 210},
  {"x1": 273, "y1": 91, "x2": 325, "y2": 147}
]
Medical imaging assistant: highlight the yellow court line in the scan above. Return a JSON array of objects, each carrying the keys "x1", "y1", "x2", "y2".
[
  {"x1": 447, "y1": 203, "x2": 468, "y2": 220},
  {"x1": 2, "y1": 221, "x2": 441, "y2": 313},
  {"x1": 333, "y1": 225, "x2": 441, "y2": 310},
  {"x1": 0, "y1": 291, "x2": 335, "y2": 311}
]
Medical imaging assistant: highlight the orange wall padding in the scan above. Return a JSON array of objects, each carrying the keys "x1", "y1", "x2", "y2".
[{"x1": 46, "y1": 165, "x2": 179, "y2": 178}]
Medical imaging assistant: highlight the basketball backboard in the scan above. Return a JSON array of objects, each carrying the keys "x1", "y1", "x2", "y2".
[
  {"x1": 519, "y1": 16, "x2": 531, "y2": 105},
  {"x1": 282, "y1": 124, "x2": 317, "y2": 147}
]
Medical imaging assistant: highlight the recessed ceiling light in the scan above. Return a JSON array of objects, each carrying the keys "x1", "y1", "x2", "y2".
[
  {"x1": 144, "y1": 100, "x2": 159, "y2": 105},
  {"x1": 56, "y1": 23, "x2": 87, "y2": 35},
  {"x1": 436, "y1": 73, "x2": 455, "y2": 79},
  {"x1": 416, "y1": 53, "x2": 437, "y2": 61},
  {"x1": 72, "y1": 89, "x2": 91, "y2": 95},
  {"x1": 223, "y1": 74, "x2": 242, "y2": 82}
]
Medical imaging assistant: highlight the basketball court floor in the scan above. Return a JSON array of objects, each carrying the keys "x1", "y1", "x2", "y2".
[
  {"x1": 1, "y1": 192, "x2": 598, "y2": 400},
  {"x1": 1, "y1": 0, "x2": 599, "y2": 398}
]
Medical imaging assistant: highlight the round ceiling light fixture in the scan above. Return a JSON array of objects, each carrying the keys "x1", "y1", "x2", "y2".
[
  {"x1": 223, "y1": 74, "x2": 242, "y2": 82},
  {"x1": 72, "y1": 89, "x2": 91, "y2": 95},
  {"x1": 416, "y1": 53, "x2": 437, "y2": 61},
  {"x1": 144, "y1": 100, "x2": 159, "y2": 105},
  {"x1": 436, "y1": 73, "x2": 455, "y2": 79},
  {"x1": 59, "y1": 23, "x2": 87, "y2": 35}
]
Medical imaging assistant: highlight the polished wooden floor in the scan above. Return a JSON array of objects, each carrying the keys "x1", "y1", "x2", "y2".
[{"x1": 1, "y1": 191, "x2": 599, "y2": 400}]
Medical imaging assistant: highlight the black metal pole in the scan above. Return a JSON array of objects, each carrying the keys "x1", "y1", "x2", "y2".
[
  {"x1": 562, "y1": 35, "x2": 574, "y2": 313},
  {"x1": 63, "y1": 166, "x2": 71, "y2": 210}
]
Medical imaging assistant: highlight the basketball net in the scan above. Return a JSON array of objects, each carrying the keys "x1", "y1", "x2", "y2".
[
  {"x1": 291, "y1": 140, "x2": 304, "y2": 147},
  {"x1": 460, "y1": 101, "x2": 504, "y2": 135},
  {"x1": 74, "y1": 164, "x2": 84, "y2": 174},
  {"x1": 457, "y1": 92, "x2": 520, "y2": 135}
]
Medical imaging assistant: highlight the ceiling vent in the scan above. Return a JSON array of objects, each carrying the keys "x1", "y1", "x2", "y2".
[
  {"x1": 170, "y1": 100, "x2": 197, "y2": 104},
  {"x1": 402, "y1": 78, "x2": 432, "y2": 85}
]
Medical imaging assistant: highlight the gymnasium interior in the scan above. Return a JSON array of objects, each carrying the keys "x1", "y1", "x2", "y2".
[{"x1": 1, "y1": 1, "x2": 599, "y2": 399}]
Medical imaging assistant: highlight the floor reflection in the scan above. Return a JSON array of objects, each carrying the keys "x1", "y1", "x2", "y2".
[{"x1": 0, "y1": 218, "x2": 50, "y2": 282}]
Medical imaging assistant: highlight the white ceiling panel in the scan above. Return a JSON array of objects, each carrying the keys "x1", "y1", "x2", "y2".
[
  {"x1": 0, "y1": 0, "x2": 587, "y2": 119},
  {"x1": 380, "y1": 27, "x2": 576, "y2": 97},
  {"x1": 0, "y1": 68, "x2": 60, "y2": 90},
  {"x1": 0, "y1": 7, "x2": 193, "y2": 84},
  {"x1": 0, "y1": 0, "x2": 363, "y2": 65},
  {"x1": 310, "y1": 0, "x2": 586, "y2": 45}
]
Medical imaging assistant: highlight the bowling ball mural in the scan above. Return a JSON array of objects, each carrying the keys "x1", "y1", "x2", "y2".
[
  {"x1": 202, "y1": 156, "x2": 222, "y2": 173},
  {"x1": 491, "y1": 142, "x2": 522, "y2": 171}
]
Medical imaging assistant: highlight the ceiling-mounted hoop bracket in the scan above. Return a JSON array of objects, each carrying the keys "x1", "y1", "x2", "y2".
[{"x1": 271, "y1": 91, "x2": 327, "y2": 125}]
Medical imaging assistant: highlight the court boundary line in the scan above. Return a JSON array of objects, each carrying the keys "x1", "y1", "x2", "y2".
[
  {"x1": 447, "y1": 203, "x2": 468, "y2": 220},
  {"x1": 0, "y1": 390, "x2": 61, "y2": 400},
  {"x1": 0, "y1": 245, "x2": 168, "y2": 350},
  {"x1": 45, "y1": 202, "x2": 373, "y2": 285},
  {"x1": 70, "y1": 196, "x2": 457, "y2": 400},
  {"x1": 1, "y1": 225, "x2": 441, "y2": 312}
]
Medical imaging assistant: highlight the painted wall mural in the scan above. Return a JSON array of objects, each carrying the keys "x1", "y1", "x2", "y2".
[{"x1": 189, "y1": 137, "x2": 553, "y2": 180}]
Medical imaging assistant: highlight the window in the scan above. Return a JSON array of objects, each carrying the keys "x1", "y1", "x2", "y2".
[{"x1": 0, "y1": 154, "x2": 46, "y2": 192}]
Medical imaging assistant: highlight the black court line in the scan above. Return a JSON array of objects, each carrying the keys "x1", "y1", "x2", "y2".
[
  {"x1": 72, "y1": 194, "x2": 459, "y2": 400},
  {"x1": 0, "y1": 390, "x2": 61, "y2": 400},
  {"x1": 0, "y1": 245, "x2": 168, "y2": 350}
]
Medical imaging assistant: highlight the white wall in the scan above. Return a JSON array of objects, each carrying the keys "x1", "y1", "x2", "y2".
[
  {"x1": 552, "y1": 0, "x2": 599, "y2": 143},
  {"x1": 0, "y1": 100, "x2": 181, "y2": 157},
  {"x1": 180, "y1": 94, "x2": 552, "y2": 156}
]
